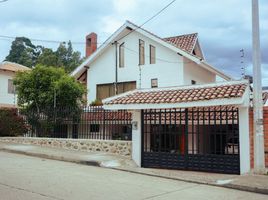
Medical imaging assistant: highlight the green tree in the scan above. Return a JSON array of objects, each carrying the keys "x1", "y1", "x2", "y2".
[
  {"x1": 36, "y1": 48, "x2": 58, "y2": 67},
  {"x1": 13, "y1": 65, "x2": 86, "y2": 136},
  {"x1": 14, "y1": 65, "x2": 85, "y2": 111},
  {"x1": 5, "y1": 38, "x2": 84, "y2": 72},
  {"x1": 55, "y1": 41, "x2": 84, "y2": 73},
  {"x1": 5, "y1": 37, "x2": 41, "y2": 68}
]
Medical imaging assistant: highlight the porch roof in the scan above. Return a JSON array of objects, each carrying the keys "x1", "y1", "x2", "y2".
[{"x1": 103, "y1": 80, "x2": 250, "y2": 110}]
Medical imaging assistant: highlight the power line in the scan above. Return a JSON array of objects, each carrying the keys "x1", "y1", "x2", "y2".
[
  {"x1": 0, "y1": 35, "x2": 104, "y2": 45},
  {"x1": 123, "y1": 45, "x2": 192, "y2": 64},
  {"x1": 115, "y1": 0, "x2": 177, "y2": 42},
  {"x1": 0, "y1": 0, "x2": 177, "y2": 47}
]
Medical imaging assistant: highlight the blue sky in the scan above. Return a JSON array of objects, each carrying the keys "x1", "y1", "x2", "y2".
[{"x1": 0, "y1": 0, "x2": 267, "y2": 84}]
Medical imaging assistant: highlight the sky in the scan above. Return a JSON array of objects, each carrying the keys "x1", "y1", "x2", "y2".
[{"x1": 0, "y1": 0, "x2": 267, "y2": 84}]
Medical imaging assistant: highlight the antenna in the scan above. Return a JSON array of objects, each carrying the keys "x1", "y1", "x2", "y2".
[{"x1": 240, "y1": 49, "x2": 246, "y2": 78}]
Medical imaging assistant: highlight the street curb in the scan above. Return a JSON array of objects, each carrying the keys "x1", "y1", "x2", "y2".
[
  {"x1": 108, "y1": 167, "x2": 268, "y2": 195},
  {"x1": 0, "y1": 148, "x2": 101, "y2": 167},
  {"x1": 1, "y1": 148, "x2": 267, "y2": 195}
]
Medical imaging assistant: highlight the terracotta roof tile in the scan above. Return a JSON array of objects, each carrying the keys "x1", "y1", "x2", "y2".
[
  {"x1": 104, "y1": 82, "x2": 248, "y2": 105},
  {"x1": 0, "y1": 61, "x2": 30, "y2": 72},
  {"x1": 163, "y1": 33, "x2": 198, "y2": 53}
]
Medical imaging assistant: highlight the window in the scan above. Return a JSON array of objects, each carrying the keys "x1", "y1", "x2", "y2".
[
  {"x1": 150, "y1": 45, "x2": 155, "y2": 64},
  {"x1": 151, "y1": 78, "x2": 158, "y2": 88},
  {"x1": 139, "y1": 39, "x2": 145, "y2": 65},
  {"x1": 191, "y1": 80, "x2": 196, "y2": 85},
  {"x1": 90, "y1": 124, "x2": 100, "y2": 132},
  {"x1": 119, "y1": 42, "x2": 125, "y2": 68},
  {"x1": 96, "y1": 81, "x2": 136, "y2": 101},
  {"x1": 8, "y1": 79, "x2": 15, "y2": 94}
]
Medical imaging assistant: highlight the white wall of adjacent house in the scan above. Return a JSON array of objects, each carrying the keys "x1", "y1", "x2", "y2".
[
  {"x1": 0, "y1": 71, "x2": 16, "y2": 107},
  {"x1": 86, "y1": 31, "x2": 215, "y2": 103}
]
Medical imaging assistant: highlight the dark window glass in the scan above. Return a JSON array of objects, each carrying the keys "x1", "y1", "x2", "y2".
[
  {"x1": 150, "y1": 45, "x2": 155, "y2": 64},
  {"x1": 119, "y1": 43, "x2": 125, "y2": 68},
  {"x1": 90, "y1": 124, "x2": 100, "y2": 132},
  {"x1": 139, "y1": 39, "x2": 145, "y2": 65}
]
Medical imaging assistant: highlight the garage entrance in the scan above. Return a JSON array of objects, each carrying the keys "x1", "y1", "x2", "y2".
[{"x1": 141, "y1": 106, "x2": 240, "y2": 174}]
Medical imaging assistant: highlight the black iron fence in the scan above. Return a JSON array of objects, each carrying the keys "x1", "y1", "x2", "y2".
[
  {"x1": 21, "y1": 106, "x2": 132, "y2": 140},
  {"x1": 141, "y1": 106, "x2": 240, "y2": 174}
]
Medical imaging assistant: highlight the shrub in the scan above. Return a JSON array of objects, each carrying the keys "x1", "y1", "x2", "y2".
[{"x1": 0, "y1": 108, "x2": 28, "y2": 137}]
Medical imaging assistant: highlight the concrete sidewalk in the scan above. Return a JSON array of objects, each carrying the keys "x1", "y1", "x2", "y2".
[{"x1": 0, "y1": 141, "x2": 267, "y2": 195}]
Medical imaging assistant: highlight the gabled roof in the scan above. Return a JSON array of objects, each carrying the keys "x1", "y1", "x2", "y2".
[
  {"x1": 0, "y1": 61, "x2": 30, "y2": 72},
  {"x1": 163, "y1": 33, "x2": 198, "y2": 54},
  {"x1": 71, "y1": 20, "x2": 232, "y2": 81},
  {"x1": 103, "y1": 80, "x2": 249, "y2": 110}
]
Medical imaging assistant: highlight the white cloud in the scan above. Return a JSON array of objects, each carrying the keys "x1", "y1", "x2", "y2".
[
  {"x1": 112, "y1": 0, "x2": 138, "y2": 14},
  {"x1": 0, "y1": 0, "x2": 267, "y2": 84}
]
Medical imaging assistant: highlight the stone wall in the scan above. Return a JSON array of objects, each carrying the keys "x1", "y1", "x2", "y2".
[{"x1": 0, "y1": 137, "x2": 132, "y2": 157}]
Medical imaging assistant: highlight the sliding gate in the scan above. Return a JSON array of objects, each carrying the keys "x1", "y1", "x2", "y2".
[{"x1": 141, "y1": 107, "x2": 240, "y2": 174}]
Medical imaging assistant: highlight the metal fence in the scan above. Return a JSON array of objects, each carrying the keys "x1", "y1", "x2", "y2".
[
  {"x1": 21, "y1": 106, "x2": 132, "y2": 140},
  {"x1": 141, "y1": 106, "x2": 240, "y2": 174}
]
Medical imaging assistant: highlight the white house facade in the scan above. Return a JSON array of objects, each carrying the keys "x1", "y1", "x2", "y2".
[
  {"x1": 71, "y1": 21, "x2": 253, "y2": 175},
  {"x1": 72, "y1": 21, "x2": 231, "y2": 104},
  {"x1": 0, "y1": 61, "x2": 30, "y2": 108}
]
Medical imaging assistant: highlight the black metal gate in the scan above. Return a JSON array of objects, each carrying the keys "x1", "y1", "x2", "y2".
[{"x1": 141, "y1": 106, "x2": 240, "y2": 174}]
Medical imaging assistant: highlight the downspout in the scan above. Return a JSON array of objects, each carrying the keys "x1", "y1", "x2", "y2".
[{"x1": 114, "y1": 41, "x2": 118, "y2": 95}]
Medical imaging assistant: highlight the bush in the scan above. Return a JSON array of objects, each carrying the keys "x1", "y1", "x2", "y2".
[{"x1": 0, "y1": 108, "x2": 28, "y2": 137}]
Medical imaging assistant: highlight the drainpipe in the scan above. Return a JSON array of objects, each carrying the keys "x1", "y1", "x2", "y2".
[{"x1": 114, "y1": 41, "x2": 118, "y2": 95}]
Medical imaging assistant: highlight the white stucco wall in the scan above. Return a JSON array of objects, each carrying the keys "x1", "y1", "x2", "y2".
[
  {"x1": 131, "y1": 110, "x2": 142, "y2": 167},
  {"x1": 239, "y1": 107, "x2": 250, "y2": 174},
  {"x1": 0, "y1": 71, "x2": 16, "y2": 106},
  {"x1": 183, "y1": 58, "x2": 216, "y2": 85},
  {"x1": 87, "y1": 31, "x2": 184, "y2": 103}
]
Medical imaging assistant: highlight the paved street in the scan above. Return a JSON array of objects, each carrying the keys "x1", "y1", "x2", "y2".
[{"x1": 0, "y1": 152, "x2": 267, "y2": 200}]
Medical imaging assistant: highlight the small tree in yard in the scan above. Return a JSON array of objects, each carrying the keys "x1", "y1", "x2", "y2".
[{"x1": 14, "y1": 65, "x2": 85, "y2": 136}]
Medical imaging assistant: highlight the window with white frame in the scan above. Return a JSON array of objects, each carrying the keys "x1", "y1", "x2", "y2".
[
  {"x1": 139, "y1": 39, "x2": 145, "y2": 65},
  {"x1": 150, "y1": 45, "x2": 156, "y2": 64},
  {"x1": 8, "y1": 79, "x2": 15, "y2": 94},
  {"x1": 119, "y1": 42, "x2": 125, "y2": 68}
]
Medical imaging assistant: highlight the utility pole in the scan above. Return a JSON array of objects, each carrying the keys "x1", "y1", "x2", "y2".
[{"x1": 252, "y1": 0, "x2": 265, "y2": 173}]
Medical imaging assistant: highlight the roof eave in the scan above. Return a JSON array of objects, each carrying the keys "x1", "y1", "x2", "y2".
[{"x1": 103, "y1": 97, "x2": 246, "y2": 110}]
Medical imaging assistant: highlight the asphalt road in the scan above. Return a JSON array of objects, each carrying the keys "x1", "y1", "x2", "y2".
[{"x1": 0, "y1": 151, "x2": 267, "y2": 200}]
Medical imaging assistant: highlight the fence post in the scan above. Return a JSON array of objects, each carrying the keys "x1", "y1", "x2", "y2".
[{"x1": 103, "y1": 108, "x2": 106, "y2": 140}]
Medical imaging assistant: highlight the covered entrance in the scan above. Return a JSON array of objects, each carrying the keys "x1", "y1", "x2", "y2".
[
  {"x1": 141, "y1": 107, "x2": 240, "y2": 174},
  {"x1": 103, "y1": 80, "x2": 250, "y2": 174}
]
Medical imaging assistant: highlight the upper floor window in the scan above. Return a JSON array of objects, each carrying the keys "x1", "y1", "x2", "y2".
[
  {"x1": 191, "y1": 80, "x2": 196, "y2": 85},
  {"x1": 151, "y1": 78, "x2": 158, "y2": 88},
  {"x1": 8, "y1": 79, "x2": 15, "y2": 94},
  {"x1": 119, "y1": 42, "x2": 125, "y2": 68},
  {"x1": 139, "y1": 39, "x2": 145, "y2": 65},
  {"x1": 150, "y1": 45, "x2": 156, "y2": 64}
]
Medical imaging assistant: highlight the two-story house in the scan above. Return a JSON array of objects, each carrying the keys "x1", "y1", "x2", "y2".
[
  {"x1": 0, "y1": 61, "x2": 30, "y2": 108},
  {"x1": 72, "y1": 20, "x2": 231, "y2": 104}
]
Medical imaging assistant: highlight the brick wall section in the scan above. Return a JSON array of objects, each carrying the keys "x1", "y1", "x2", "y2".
[{"x1": 249, "y1": 107, "x2": 268, "y2": 168}]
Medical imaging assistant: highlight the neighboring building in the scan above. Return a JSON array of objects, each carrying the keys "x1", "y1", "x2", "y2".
[
  {"x1": 0, "y1": 61, "x2": 30, "y2": 108},
  {"x1": 72, "y1": 20, "x2": 231, "y2": 104}
]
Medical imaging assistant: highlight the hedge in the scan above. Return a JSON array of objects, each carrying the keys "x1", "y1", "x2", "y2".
[{"x1": 0, "y1": 108, "x2": 28, "y2": 137}]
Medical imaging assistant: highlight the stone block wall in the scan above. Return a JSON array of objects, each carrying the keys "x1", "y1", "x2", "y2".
[{"x1": 0, "y1": 137, "x2": 132, "y2": 157}]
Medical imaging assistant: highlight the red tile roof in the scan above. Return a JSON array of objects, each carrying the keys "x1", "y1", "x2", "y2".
[
  {"x1": 163, "y1": 33, "x2": 198, "y2": 53},
  {"x1": 104, "y1": 82, "x2": 248, "y2": 105},
  {"x1": 0, "y1": 61, "x2": 30, "y2": 72},
  {"x1": 82, "y1": 110, "x2": 132, "y2": 121}
]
